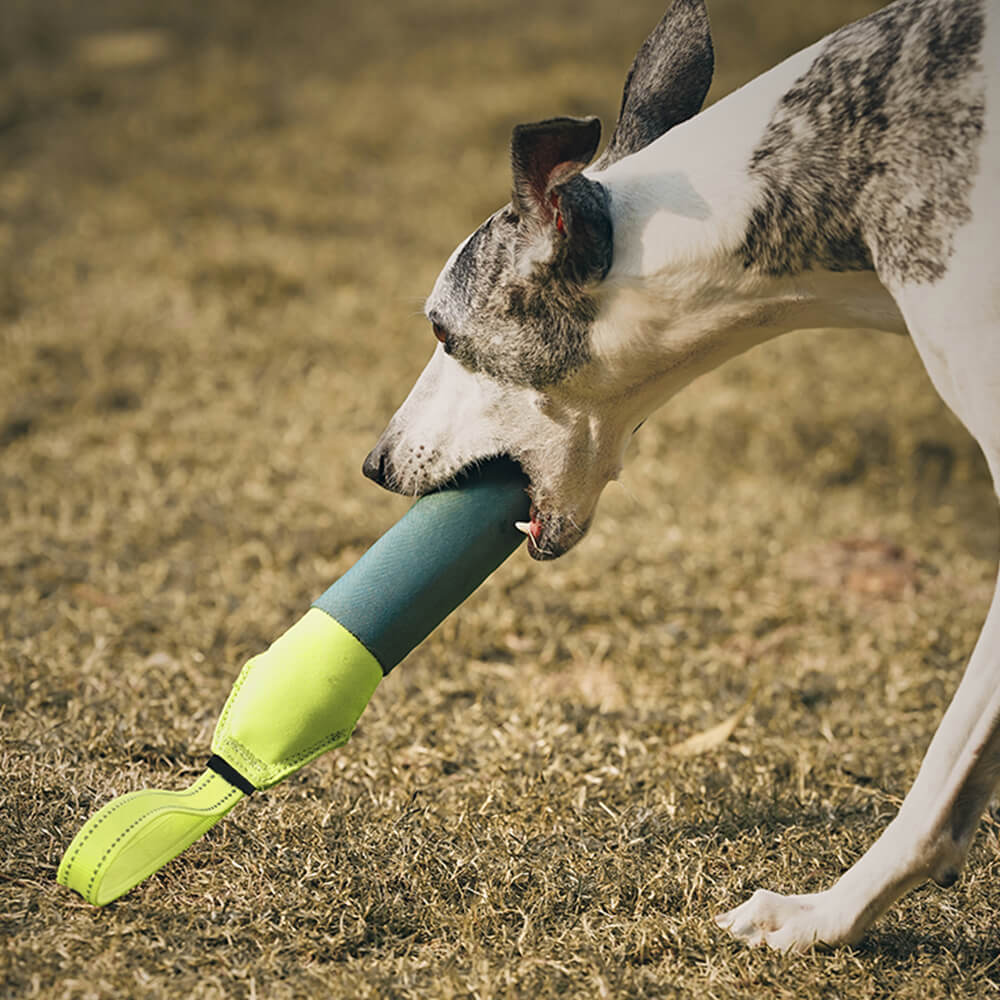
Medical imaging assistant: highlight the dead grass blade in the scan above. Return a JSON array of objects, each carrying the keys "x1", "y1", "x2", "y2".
[{"x1": 668, "y1": 685, "x2": 760, "y2": 758}]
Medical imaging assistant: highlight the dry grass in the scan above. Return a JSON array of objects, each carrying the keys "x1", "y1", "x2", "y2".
[{"x1": 2, "y1": 1, "x2": 999, "y2": 997}]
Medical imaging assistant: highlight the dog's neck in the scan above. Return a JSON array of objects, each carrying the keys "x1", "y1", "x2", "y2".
[{"x1": 593, "y1": 35, "x2": 907, "y2": 362}]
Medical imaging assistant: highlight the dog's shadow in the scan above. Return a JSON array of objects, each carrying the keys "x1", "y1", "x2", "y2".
[{"x1": 854, "y1": 904, "x2": 1000, "y2": 965}]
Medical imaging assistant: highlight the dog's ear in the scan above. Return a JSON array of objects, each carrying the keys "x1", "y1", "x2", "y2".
[
  {"x1": 510, "y1": 116, "x2": 602, "y2": 224},
  {"x1": 596, "y1": 0, "x2": 714, "y2": 168}
]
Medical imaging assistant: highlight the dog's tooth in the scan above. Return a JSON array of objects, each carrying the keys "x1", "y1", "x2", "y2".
[{"x1": 514, "y1": 521, "x2": 533, "y2": 536}]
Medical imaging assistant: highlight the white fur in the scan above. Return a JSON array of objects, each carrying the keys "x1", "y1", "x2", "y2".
[{"x1": 379, "y1": 2, "x2": 1000, "y2": 950}]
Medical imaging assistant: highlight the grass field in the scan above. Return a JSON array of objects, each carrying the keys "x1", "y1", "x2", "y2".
[{"x1": 3, "y1": 1, "x2": 1000, "y2": 996}]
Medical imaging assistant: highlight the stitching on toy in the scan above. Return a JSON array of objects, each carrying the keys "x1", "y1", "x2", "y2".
[
  {"x1": 217, "y1": 725, "x2": 353, "y2": 787},
  {"x1": 85, "y1": 786, "x2": 240, "y2": 902},
  {"x1": 216, "y1": 736, "x2": 261, "y2": 771},
  {"x1": 212, "y1": 659, "x2": 253, "y2": 745},
  {"x1": 276, "y1": 727, "x2": 352, "y2": 767},
  {"x1": 62, "y1": 772, "x2": 215, "y2": 879}
]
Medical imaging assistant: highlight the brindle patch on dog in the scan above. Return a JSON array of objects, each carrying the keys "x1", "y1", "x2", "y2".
[
  {"x1": 426, "y1": 175, "x2": 613, "y2": 390},
  {"x1": 740, "y1": 0, "x2": 986, "y2": 285}
]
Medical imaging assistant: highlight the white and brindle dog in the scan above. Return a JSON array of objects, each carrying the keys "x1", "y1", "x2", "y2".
[{"x1": 364, "y1": 0, "x2": 1000, "y2": 951}]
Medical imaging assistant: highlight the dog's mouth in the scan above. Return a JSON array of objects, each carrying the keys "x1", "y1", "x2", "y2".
[
  {"x1": 519, "y1": 501, "x2": 591, "y2": 561},
  {"x1": 365, "y1": 443, "x2": 591, "y2": 561},
  {"x1": 444, "y1": 456, "x2": 589, "y2": 561},
  {"x1": 514, "y1": 500, "x2": 549, "y2": 555},
  {"x1": 510, "y1": 483, "x2": 590, "y2": 562},
  {"x1": 514, "y1": 503, "x2": 543, "y2": 547}
]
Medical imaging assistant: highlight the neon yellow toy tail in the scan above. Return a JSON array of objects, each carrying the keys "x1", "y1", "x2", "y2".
[
  {"x1": 57, "y1": 771, "x2": 245, "y2": 906},
  {"x1": 57, "y1": 610, "x2": 382, "y2": 905}
]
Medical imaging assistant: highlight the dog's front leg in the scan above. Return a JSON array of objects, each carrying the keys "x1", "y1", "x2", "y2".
[{"x1": 717, "y1": 568, "x2": 1000, "y2": 951}]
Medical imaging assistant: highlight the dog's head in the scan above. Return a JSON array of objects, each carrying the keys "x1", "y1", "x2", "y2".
[{"x1": 365, "y1": 0, "x2": 714, "y2": 559}]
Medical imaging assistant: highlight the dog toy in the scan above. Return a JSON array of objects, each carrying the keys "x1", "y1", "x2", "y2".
[{"x1": 57, "y1": 460, "x2": 529, "y2": 905}]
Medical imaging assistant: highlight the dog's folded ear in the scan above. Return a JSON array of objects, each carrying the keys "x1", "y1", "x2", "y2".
[
  {"x1": 596, "y1": 0, "x2": 714, "y2": 168},
  {"x1": 510, "y1": 116, "x2": 602, "y2": 223},
  {"x1": 510, "y1": 117, "x2": 612, "y2": 284}
]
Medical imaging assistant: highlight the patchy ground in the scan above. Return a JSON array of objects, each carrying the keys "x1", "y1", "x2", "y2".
[{"x1": 3, "y1": 1, "x2": 999, "y2": 997}]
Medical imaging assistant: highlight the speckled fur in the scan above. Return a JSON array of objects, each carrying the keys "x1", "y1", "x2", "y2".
[
  {"x1": 424, "y1": 0, "x2": 716, "y2": 394},
  {"x1": 741, "y1": 0, "x2": 986, "y2": 284},
  {"x1": 428, "y1": 175, "x2": 612, "y2": 390}
]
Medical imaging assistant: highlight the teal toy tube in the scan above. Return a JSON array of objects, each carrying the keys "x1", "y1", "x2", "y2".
[
  {"x1": 59, "y1": 459, "x2": 530, "y2": 905},
  {"x1": 313, "y1": 458, "x2": 531, "y2": 671},
  {"x1": 210, "y1": 459, "x2": 531, "y2": 790}
]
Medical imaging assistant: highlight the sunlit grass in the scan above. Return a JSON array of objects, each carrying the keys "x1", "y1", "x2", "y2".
[{"x1": 3, "y1": 1, "x2": 998, "y2": 997}]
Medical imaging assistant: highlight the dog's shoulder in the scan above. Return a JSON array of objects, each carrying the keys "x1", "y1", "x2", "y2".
[{"x1": 740, "y1": 0, "x2": 989, "y2": 285}]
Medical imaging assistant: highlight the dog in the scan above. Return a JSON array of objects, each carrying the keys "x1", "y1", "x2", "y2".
[{"x1": 363, "y1": 0, "x2": 1000, "y2": 951}]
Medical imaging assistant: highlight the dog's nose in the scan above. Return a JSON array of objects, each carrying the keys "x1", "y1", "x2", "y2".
[{"x1": 362, "y1": 443, "x2": 395, "y2": 489}]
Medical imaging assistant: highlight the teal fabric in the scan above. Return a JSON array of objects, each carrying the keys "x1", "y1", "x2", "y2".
[{"x1": 313, "y1": 461, "x2": 530, "y2": 672}]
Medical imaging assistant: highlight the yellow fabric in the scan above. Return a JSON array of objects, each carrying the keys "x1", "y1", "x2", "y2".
[
  {"x1": 211, "y1": 608, "x2": 383, "y2": 789},
  {"x1": 58, "y1": 609, "x2": 380, "y2": 907},
  {"x1": 57, "y1": 770, "x2": 244, "y2": 906}
]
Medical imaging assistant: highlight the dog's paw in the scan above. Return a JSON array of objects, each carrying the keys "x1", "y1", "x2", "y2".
[{"x1": 715, "y1": 888, "x2": 861, "y2": 953}]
